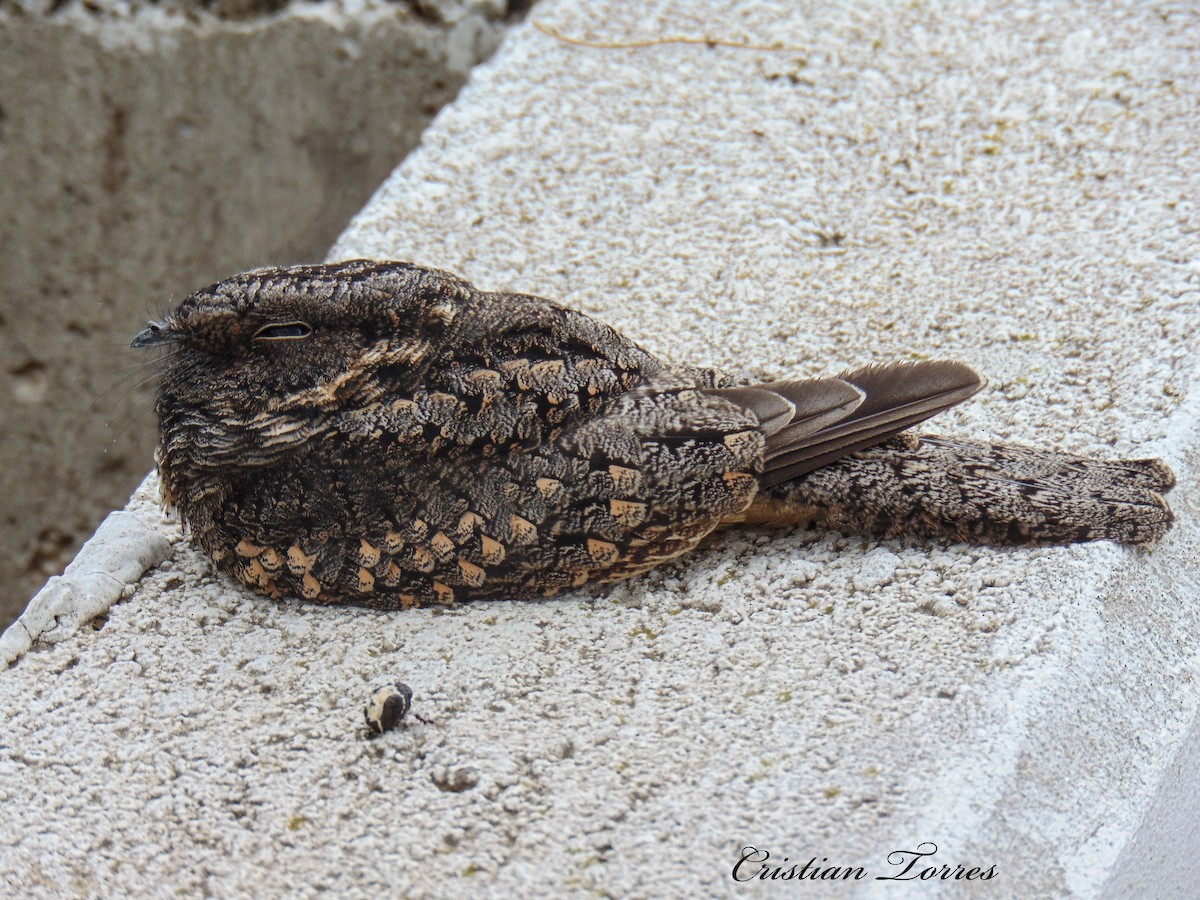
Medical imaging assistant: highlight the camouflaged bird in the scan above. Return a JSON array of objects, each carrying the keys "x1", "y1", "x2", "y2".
[{"x1": 133, "y1": 260, "x2": 1175, "y2": 609}]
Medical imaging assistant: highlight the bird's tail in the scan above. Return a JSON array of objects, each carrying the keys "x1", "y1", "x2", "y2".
[{"x1": 735, "y1": 433, "x2": 1175, "y2": 547}]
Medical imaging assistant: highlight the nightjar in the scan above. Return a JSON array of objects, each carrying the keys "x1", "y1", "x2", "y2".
[{"x1": 133, "y1": 260, "x2": 1175, "y2": 609}]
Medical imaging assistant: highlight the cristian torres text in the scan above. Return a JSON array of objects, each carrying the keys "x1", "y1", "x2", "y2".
[{"x1": 732, "y1": 843, "x2": 998, "y2": 882}]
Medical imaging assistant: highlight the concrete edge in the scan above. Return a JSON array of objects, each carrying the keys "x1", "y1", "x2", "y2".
[{"x1": 0, "y1": 473, "x2": 172, "y2": 666}]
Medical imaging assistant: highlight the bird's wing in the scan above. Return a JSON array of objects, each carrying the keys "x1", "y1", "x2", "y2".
[{"x1": 707, "y1": 360, "x2": 983, "y2": 488}]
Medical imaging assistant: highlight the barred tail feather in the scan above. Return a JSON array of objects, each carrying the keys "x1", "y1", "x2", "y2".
[{"x1": 742, "y1": 434, "x2": 1175, "y2": 547}]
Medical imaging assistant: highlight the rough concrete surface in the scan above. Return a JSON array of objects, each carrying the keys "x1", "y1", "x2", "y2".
[
  {"x1": 0, "y1": 0, "x2": 519, "y2": 627},
  {"x1": 0, "y1": 475, "x2": 172, "y2": 667},
  {"x1": 3, "y1": 0, "x2": 1199, "y2": 896}
]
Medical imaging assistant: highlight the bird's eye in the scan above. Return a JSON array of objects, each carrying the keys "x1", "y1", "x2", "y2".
[{"x1": 253, "y1": 322, "x2": 313, "y2": 341}]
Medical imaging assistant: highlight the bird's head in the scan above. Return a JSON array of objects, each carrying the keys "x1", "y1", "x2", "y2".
[{"x1": 133, "y1": 259, "x2": 476, "y2": 474}]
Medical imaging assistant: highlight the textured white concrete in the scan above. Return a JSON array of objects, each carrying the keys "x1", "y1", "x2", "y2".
[
  {"x1": 0, "y1": 476, "x2": 172, "y2": 666},
  {"x1": 3, "y1": 1, "x2": 1198, "y2": 896}
]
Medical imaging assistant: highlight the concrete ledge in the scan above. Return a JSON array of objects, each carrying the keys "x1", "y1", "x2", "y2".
[
  {"x1": 0, "y1": 475, "x2": 173, "y2": 666},
  {"x1": 4, "y1": 1, "x2": 1199, "y2": 895}
]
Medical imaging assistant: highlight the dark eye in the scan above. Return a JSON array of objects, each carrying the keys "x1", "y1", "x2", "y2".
[{"x1": 253, "y1": 322, "x2": 313, "y2": 341}]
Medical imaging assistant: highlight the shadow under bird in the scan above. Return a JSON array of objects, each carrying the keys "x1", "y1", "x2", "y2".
[{"x1": 132, "y1": 260, "x2": 1175, "y2": 609}]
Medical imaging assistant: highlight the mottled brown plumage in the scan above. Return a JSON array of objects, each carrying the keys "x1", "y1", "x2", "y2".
[{"x1": 133, "y1": 260, "x2": 1175, "y2": 608}]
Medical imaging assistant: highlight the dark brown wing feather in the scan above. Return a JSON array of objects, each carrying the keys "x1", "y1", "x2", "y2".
[
  {"x1": 720, "y1": 361, "x2": 983, "y2": 489},
  {"x1": 707, "y1": 378, "x2": 865, "y2": 438}
]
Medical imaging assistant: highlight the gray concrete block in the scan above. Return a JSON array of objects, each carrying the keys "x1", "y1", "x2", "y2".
[
  {"x1": 3, "y1": 0, "x2": 1198, "y2": 895},
  {"x1": 0, "y1": 0, "x2": 516, "y2": 625}
]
